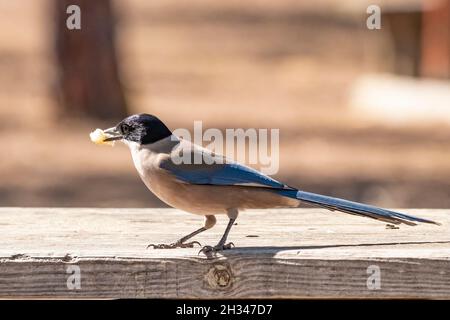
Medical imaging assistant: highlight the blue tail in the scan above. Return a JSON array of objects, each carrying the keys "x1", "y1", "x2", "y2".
[{"x1": 277, "y1": 189, "x2": 439, "y2": 226}]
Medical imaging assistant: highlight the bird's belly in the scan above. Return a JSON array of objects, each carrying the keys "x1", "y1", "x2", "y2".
[
  {"x1": 139, "y1": 169, "x2": 298, "y2": 215},
  {"x1": 141, "y1": 171, "x2": 229, "y2": 215}
]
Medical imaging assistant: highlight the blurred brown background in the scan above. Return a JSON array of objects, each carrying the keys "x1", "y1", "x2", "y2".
[{"x1": 0, "y1": 0, "x2": 449, "y2": 208}]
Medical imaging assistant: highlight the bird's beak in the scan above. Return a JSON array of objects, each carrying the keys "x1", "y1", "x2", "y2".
[{"x1": 102, "y1": 127, "x2": 123, "y2": 142}]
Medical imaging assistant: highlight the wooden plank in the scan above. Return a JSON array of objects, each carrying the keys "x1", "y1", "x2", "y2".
[{"x1": 0, "y1": 208, "x2": 449, "y2": 299}]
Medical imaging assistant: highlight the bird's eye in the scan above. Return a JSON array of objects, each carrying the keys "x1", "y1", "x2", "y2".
[{"x1": 121, "y1": 124, "x2": 131, "y2": 134}]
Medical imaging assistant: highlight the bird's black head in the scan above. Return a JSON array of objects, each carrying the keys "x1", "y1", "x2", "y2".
[{"x1": 106, "y1": 114, "x2": 172, "y2": 145}]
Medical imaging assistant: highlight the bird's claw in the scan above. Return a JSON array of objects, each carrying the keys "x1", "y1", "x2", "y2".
[
  {"x1": 198, "y1": 242, "x2": 235, "y2": 255},
  {"x1": 147, "y1": 240, "x2": 201, "y2": 249}
]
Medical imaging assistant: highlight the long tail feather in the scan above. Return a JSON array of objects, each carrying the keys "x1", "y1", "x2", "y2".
[{"x1": 277, "y1": 189, "x2": 439, "y2": 226}]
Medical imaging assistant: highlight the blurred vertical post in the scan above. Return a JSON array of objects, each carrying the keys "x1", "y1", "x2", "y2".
[
  {"x1": 421, "y1": 0, "x2": 450, "y2": 79},
  {"x1": 54, "y1": 0, "x2": 127, "y2": 120},
  {"x1": 384, "y1": 10, "x2": 422, "y2": 77}
]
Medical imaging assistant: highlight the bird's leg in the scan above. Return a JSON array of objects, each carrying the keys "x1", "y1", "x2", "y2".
[
  {"x1": 147, "y1": 227, "x2": 206, "y2": 249},
  {"x1": 200, "y1": 209, "x2": 238, "y2": 254},
  {"x1": 147, "y1": 215, "x2": 216, "y2": 249}
]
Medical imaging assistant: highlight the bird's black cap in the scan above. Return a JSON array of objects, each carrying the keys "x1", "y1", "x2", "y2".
[{"x1": 117, "y1": 114, "x2": 172, "y2": 145}]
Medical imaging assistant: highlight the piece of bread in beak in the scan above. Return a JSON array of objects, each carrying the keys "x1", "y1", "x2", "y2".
[{"x1": 89, "y1": 128, "x2": 115, "y2": 146}]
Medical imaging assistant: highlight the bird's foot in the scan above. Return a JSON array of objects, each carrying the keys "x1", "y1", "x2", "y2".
[
  {"x1": 147, "y1": 240, "x2": 201, "y2": 249},
  {"x1": 198, "y1": 242, "x2": 234, "y2": 255}
]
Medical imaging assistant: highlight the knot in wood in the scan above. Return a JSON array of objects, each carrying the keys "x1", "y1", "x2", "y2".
[{"x1": 205, "y1": 264, "x2": 233, "y2": 289}]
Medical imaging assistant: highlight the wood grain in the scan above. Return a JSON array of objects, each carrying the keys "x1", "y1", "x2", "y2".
[{"x1": 0, "y1": 208, "x2": 449, "y2": 298}]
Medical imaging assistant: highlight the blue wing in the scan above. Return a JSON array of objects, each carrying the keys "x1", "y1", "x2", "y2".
[
  {"x1": 158, "y1": 143, "x2": 439, "y2": 226},
  {"x1": 160, "y1": 158, "x2": 287, "y2": 189}
]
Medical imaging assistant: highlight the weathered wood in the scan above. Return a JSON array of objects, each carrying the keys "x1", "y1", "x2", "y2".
[{"x1": 0, "y1": 208, "x2": 449, "y2": 299}]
